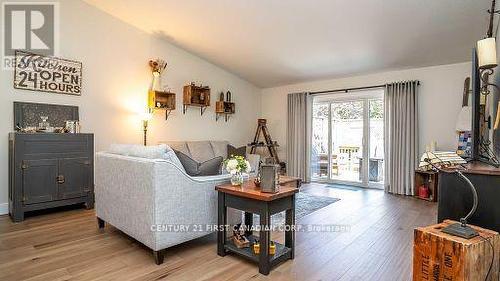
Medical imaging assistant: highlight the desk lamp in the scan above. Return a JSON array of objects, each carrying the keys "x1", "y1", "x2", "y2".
[{"x1": 419, "y1": 151, "x2": 479, "y2": 239}]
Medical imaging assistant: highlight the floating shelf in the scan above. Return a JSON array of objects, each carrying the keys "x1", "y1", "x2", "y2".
[
  {"x1": 224, "y1": 235, "x2": 291, "y2": 265},
  {"x1": 183, "y1": 84, "x2": 210, "y2": 115},
  {"x1": 148, "y1": 90, "x2": 176, "y2": 120},
  {"x1": 215, "y1": 101, "x2": 235, "y2": 122}
]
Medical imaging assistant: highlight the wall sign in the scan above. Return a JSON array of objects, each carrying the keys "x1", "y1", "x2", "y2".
[{"x1": 14, "y1": 51, "x2": 82, "y2": 95}]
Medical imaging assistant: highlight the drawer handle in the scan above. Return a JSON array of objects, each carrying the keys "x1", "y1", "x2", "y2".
[{"x1": 56, "y1": 175, "x2": 65, "y2": 184}]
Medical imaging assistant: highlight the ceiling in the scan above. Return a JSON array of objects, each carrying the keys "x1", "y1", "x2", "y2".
[{"x1": 85, "y1": 0, "x2": 492, "y2": 88}]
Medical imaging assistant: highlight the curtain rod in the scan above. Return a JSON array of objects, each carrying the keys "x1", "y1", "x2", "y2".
[{"x1": 308, "y1": 81, "x2": 420, "y2": 96}]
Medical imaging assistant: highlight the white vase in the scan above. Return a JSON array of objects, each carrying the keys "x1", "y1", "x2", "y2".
[{"x1": 151, "y1": 73, "x2": 161, "y2": 91}]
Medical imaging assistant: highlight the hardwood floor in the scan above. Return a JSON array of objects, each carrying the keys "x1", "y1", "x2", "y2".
[{"x1": 0, "y1": 183, "x2": 437, "y2": 281}]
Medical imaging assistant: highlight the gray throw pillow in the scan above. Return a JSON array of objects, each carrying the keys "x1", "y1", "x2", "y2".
[
  {"x1": 174, "y1": 150, "x2": 223, "y2": 176},
  {"x1": 227, "y1": 144, "x2": 246, "y2": 158}
]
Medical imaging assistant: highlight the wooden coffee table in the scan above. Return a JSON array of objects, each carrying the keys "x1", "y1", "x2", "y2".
[{"x1": 216, "y1": 177, "x2": 300, "y2": 275}]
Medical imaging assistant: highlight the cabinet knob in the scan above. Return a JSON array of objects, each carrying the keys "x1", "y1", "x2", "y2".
[{"x1": 56, "y1": 175, "x2": 65, "y2": 184}]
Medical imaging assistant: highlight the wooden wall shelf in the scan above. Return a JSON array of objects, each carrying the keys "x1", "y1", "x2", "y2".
[
  {"x1": 148, "y1": 90, "x2": 176, "y2": 120},
  {"x1": 215, "y1": 101, "x2": 235, "y2": 122},
  {"x1": 183, "y1": 84, "x2": 210, "y2": 115}
]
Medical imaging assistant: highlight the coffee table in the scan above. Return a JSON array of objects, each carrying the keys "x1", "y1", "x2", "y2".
[{"x1": 216, "y1": 177, "x2": 300, "y2": 275}]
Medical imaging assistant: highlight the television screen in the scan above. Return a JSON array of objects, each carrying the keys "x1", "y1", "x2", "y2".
[{"x1": 471, "y1": 48, "x2": 481, "y2": 160}]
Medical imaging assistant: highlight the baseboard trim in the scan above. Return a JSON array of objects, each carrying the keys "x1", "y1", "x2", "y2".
[{"x1": 0, "y1": 203, "x2": 8, "y2": 215}]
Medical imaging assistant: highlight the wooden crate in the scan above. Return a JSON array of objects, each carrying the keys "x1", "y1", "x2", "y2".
[
  {"x1": 183, "y1": 84, "x2": 210, "y2": 106},
  {"x1": 215, "y1": 101, "x2": 235, "y2": 114},
  {"x1": 148, "y1": 90, "x2": 175, "y2": 110},
  {"x1": 413, "y1": 220, "x2": 499, "y2": 281},
  {"x1": 414, "y1": 170, "x2": 439, "y2": 202}
]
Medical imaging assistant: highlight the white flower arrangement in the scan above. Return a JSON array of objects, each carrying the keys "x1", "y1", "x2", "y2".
[{"x1": 224, "y1": 155, "x2": 251, "y2": 175}]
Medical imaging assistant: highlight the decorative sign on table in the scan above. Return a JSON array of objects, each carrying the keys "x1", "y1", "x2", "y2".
[{"x1": 14, "y1": 51, "x2": 82, "y2": 96}]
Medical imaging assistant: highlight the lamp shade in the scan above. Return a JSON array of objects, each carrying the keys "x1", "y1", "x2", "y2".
[
  {"x1": 477, "y1": 37, "x2": 497, "y2": 69},
  {"x1": 418, "y1": 151, "x2": 466, "y2": 171},
  {"x1": 455, "y1": 106, "x2": 472, "y2": 132}
]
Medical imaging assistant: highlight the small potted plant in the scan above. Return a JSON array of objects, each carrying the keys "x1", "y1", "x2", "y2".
[{"x1": 224, "y1": 155, "x2": 251, "y2": 186}]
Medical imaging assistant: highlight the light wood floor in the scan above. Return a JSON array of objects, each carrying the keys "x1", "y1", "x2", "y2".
[{"x1": 0, "y1": 183, "x2": 437, "y2": 281}]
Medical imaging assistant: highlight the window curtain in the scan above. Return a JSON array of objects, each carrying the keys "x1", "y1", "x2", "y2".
[
  {"x1": 384, "y1": 81, "x2": 419, "y2": 195},
  {"x1": 287, "y1": 92, "x2": 311, "y2": 182}
]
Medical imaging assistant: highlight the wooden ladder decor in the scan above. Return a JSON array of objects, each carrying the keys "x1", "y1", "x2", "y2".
[{"x1": 248, "y1": 119, "x2": 286, "y2": 173}]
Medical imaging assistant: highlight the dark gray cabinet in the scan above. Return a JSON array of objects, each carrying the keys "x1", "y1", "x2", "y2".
[
  {"x1": 438, "y1": 163, "x2": 500, "y2": 232},
  {"x1": 22, "y1": 159, "x2": 59, "y2": 204},
  {"x1": 9, "y1": 133, "x2": 94, "y2": 222}
]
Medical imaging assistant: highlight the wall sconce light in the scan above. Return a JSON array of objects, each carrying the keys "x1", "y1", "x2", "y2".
[
  {"x1": 477, "y1": 37, "x2": 499, "y2": 96},
  {"x1": 474, "y1": 0, "x2": 500, "y2": 166},
  {"x1": 141, "y1": 110, "x2": 153, "y2": 146},
  {"x1": 456, "y1": 106, "x2": 472, "y2": 132},
  {"x1": 477, "y1": 37, "x2": 497, "y2": 70},
  {"x1": 456, "y1": 78, "x2": 472, "y2": 132},
  {"x1": 477, "y1": 1, "x2": 500, "y2": 96}
]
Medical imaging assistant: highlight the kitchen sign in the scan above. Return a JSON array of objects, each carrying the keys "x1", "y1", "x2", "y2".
[{"x1": 14, "y1": 51, "x2": 82, "y2": 95}]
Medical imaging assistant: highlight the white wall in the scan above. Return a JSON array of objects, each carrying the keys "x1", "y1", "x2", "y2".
[
  {"x1": 261, "y1": 62, "x2": 471, "y2": 161},
  {"x1": 0, "y1": 0, "x2": 261, "y2": 209}
]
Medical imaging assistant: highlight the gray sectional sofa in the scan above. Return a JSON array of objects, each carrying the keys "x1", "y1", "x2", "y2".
[{"x1": 95, "y1": 141, "x2": 259, "y2": 264}]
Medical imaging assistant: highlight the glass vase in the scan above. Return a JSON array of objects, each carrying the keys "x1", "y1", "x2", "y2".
[
  {"x1": 151, "y1": 73, "x2": 162, "y2": 91},
  {"x1": 231, "y1": 172, "x2": 244, "y2": 186}
]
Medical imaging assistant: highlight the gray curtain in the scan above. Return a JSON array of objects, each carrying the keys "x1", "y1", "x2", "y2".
[
  {"x1": 384, "y1": 81, "x2": 419, "y2": 195},
  {"x1": 287, "y1": 92, "x2": 311, "y2": 182}
]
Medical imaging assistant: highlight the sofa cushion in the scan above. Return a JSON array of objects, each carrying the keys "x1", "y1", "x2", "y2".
[
  {"x1": 164, "y1": 141, "x2": 190, "y2": 155},
  {"x1": 227, "y1": 144, "x2": 247, "y2": 158},
  {"x1": 108, "y1": 144, "x2": 167, "y2": 159},
  {"x1": 186, "y1": 141, "x2": 215, "y2": 162},
  {"x1": 210, "y1": 141, "x2": 229, "y2": 159},
  {"x1": 108, "y1": 144, "x2": 135, "y2": 155},
  {"x1": 174, "y1": 150, "x2": 222, "y2": 176}
]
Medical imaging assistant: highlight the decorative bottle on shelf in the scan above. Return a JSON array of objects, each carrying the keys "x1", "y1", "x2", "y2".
[
  {"x1": 38, "y1": 116, "x2": 49, "y2": 130},
  {"x1": 151, "y1": 72, "x2": 161, "y2": 92},
  {"x1": 148, "y1": 59, "x2": 167, "y2": 92}
]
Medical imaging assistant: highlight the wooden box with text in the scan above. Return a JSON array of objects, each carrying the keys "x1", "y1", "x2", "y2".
[{"x1": 413, "y1": 220, "x2": 499, "y2": 281}]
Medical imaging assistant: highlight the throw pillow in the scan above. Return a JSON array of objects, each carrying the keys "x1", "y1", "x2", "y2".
[
  {"x1": 199, "y1": 156, "x2": 224, "y2": 176},
  {"x1": 163, "y1": 147, "x2": 186, "y2": 172},
  {"x1": 174, "y1": 150, "x2": 223, "y2": 176},
  {"x1": 227, "y1": 144, "x2": 246, "y2": 158}
]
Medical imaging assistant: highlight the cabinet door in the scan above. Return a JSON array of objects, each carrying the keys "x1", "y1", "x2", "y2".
[
  {"x1": 22, "y1": 159, "x2": 58, "y2": 205},
  {"x1": 58, "y1": 157, "x2": 91, "y2": 199}
]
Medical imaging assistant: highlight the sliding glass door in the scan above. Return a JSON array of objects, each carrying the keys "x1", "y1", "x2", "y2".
[
  {"x1": 330, "y1": 100, "x2": 364, "y2": 183},
  {"x1": 311, "y1": 91, "x2": 384, "y2": 188}
]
